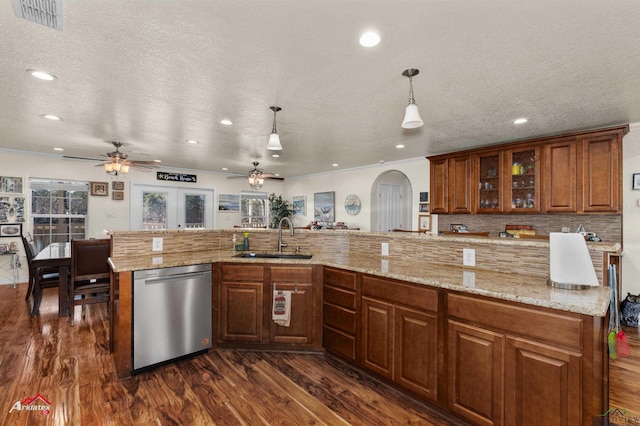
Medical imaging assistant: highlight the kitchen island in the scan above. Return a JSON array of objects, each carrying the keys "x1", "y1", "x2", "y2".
[{"x1": 108, "y1": 229, "x2": 616, "y2": 425}]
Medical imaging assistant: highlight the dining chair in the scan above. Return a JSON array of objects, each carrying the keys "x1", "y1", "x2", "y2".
[
  {"x1": 70, "y1": 239, "x2": 111, "y2": 324},
  {"x1": 21, "y1": 236, "x2": 60, "y2": 316}
]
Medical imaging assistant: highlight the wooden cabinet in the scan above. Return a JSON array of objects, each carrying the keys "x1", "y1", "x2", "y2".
[
  {"x1": 361, "y1": 275, "x2": 439, "y2": 402},
  {"x1": 218, "y1": 264, "x2": 321, "y2": 348},
  {"x1": 505, "y1": 337, "x2": 582, "y2": 426},
  {"x1": 447, "y1": 293, "x2": 588, "y2": 426},
  {"x1": 504, "y1": 145, "x2": 541, "y2": 213},
  {"x1": 323, "y1": 267, "x2": 359, "y2": 361},
  {"x1": 544, "y1": 138, "x2": 577, "y2": 212},
  {"x1": 477, "y1": 151, "x2": 503, "y2": 212},
  {"x1": 428, "y1": 155, "x2": 472, "y2": 214},
  {"x1": 448, "y1": 320, "x2": 504, "y2": 426},
  {"x1": 577, "y1": 130, "x2": 622, "y2": 213},
  {"x1": 269, "y1": 265, "x2": 316, "y2": 345},
  {"x1": 427, "y1": 124, "x2": 627, "y2": 215},
  {"x1": 219, "y1": 264, "x2": 264, "y2": 343}
]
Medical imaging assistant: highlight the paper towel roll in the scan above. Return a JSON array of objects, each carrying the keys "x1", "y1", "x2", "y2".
[{"x1": 549, "y1": 232, "x2": 599, "y2": 289}]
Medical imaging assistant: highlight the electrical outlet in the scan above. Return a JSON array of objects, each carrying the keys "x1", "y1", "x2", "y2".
[
  {"x1": 152, "y1": 237, "x2": 163, "y2": 252},
  {"x1": 463, "y1": 248, "x2": 475, "y2": 267},
  {"x1": 381, "y1": 242, "x2": 389, "y2": 256}
]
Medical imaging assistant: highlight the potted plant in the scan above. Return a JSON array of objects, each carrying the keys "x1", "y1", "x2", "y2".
[{"x1": 268, "y1": 193, "x2": 294, "y2": 229}]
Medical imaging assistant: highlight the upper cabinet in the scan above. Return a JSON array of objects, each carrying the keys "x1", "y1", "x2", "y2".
[{"x1": 427, "y1": 125, "x2": 627, "y2": 215}]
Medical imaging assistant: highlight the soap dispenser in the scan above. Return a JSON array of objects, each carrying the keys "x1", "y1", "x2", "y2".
[
  {"x1": 232, "y1": 234, "x2": 237, "y2": 251},
  {"x1": 243, "y1": 232, "x2": 250, "y2": 251}
]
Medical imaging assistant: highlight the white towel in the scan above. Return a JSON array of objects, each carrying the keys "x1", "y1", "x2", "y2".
[{"x1": 272, "y1": 290, "x2": 291, "y2": 327}]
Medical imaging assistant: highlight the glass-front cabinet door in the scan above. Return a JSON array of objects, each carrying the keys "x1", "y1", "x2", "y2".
[
  {"x1": 505, "y1": 146, "x2": 540, "y2": 212},
  {"x1": 477, "y1": 151, "x2": 502, "y2": 212}
]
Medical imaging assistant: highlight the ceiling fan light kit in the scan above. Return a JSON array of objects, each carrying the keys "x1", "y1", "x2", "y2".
[
  {"x1": 267, "y1": 106, "x2": 283, "y2": 150},
  {"x1": 401, "y1": 68, "x2": 424, "y2": 129}
]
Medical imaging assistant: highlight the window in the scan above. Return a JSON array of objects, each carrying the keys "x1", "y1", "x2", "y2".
[
  {"x1": 240, "y1": 191, "x2": 268, "y2": 227},
  {"x1": 30, "y1": 179, "x2": 88, "y2": 251}
]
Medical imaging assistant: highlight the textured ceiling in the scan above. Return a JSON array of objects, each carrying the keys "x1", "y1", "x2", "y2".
[{"x1": 1, "y1": 1, "x2": 640, "y2": 179}]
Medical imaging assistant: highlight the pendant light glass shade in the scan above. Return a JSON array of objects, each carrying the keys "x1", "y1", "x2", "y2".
[
  {"x1": 401, "y1": 68, "x2": 424, "y2": 129},
  {"x1": 267, "y1": 106, "x2": 283, "y2": 150},
  {"x1": 402, "y1": 103, "x2": 424, "y2": 129},
  {"x1": 267, "y1": 132, "x2": 282, "y2": 150}
]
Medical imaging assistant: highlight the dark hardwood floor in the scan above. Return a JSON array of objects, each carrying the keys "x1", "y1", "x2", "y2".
[{"x1": 0, "y1": 284, "x2": 467, "y2": 425}]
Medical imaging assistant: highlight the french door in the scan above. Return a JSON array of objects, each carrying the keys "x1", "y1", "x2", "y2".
[{"x1": 130, "y1": 184, "x2": 214, "y2": 230}]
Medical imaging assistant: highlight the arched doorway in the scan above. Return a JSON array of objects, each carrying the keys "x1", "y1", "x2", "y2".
[{"x1": 371, "y1": 170, "x2": 413, "y2": 232}]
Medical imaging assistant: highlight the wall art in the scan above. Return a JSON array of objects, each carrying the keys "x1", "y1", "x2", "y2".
[
  {"x1": 90, "y1": 181, "x2": 109, "y2": 196},
  {"x1": 314, "y1": 191, "x2": 335, "y2": 223},
  {"x1": 1, "y1": 176, "x2": 22, "y2": 193},
  {"x1": 0, "y1": 223, "x2": 22, "y2": 237},
  {"x1": 219, "y1": 193, "x2": 240, "y2": 212},
  {"x1": 292, "y1": 195, "x2": 306, "y2": 216}
]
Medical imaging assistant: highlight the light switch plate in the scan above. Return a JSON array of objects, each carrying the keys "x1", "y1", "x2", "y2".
[
  {"x1": 152, "y1": 237, "x2": 163, "y2": 252},
  {"x1": 381, "y1": 242, "x2": 389, "y2": 256},
  {"x1": 463, "y1": 248, "x2": 475, "y2": 267}
]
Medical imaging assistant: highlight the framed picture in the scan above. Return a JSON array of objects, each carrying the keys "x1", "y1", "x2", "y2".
[
  {"x1": 218, "y1": 194, "x2": 240, "y2": 212},
  {"x1": 1, "y1": 176, "x2": 23, "y2": 193},
  {"x1": 418, "y1": 215, "x2": 431, "y2": 231},
  {"x1": 90, "y1": 181, "x2": 109, "y2": 196},
  {"x1": 633, "y1": 173, "x2": 640, "y2": 190},
  {"x1": 112, "y1": 191, "x2": 124, "y2": 201},
  {"x1": 112, "y1": 181, "x2": 125, "y2": 191},
  {"x1": 314, "y1": 191, "x2": 335, "y2": 223},
  {"x1": 419, "y1": 203, "x2": 430, "y2": 213},
  {"x1": 419, "y1": 191, "x2": 429, "y2": 203},
  {"x1": 0, "y1": 223, "x2": 21, "y2": 237},
  {"x1": 292, "y1": 195, "x2": 306, "y2": 216}
]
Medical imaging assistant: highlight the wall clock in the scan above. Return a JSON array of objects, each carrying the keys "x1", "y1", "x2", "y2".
[{"x1": 344, "y1": 194, "x2": 361, "y2": 215}]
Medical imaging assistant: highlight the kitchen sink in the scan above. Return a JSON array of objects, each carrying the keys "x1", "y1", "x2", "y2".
[{"x1": 233, "y1": 252, "x2": 313, "y2": 259}]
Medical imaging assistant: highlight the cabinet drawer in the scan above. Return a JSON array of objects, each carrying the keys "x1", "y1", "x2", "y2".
[
  {"x1": 447, "y1": 293, "x2": 583, "y2": 349},
  {"x1": 323, "y1": 326, "x2": 356, "y2": 360},
  {"x1": 271, "y1": 266, "x2": 313, "y2": 282},
  {"x1": 324, "y1": 267, "x2": 357, "y2": 291},
  {"x1": 324, "y1": 303, "x2": 356, "y2": 334},
  {"x1": 324, "y1": 285, "x2": 356, "y2": 309},
  {"x1": 362, "y1": 275, "x2": 438, "y2": 312},
  {"x1": 221, "y1": 264, "x2": 263, "y2": 281}
]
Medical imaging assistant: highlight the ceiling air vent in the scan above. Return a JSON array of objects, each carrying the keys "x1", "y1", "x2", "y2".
[{"x1": 13, "y1": 0, "x2": 64, "y2": 31}]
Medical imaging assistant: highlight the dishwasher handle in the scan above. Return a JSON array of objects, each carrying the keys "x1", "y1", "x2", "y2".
[{"x1": 142, "y1": 271, "x2": 208, "y2": 285}]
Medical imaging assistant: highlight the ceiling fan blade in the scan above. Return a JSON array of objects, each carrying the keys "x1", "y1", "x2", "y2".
[
  {"x1": 264, "y1": 176, "x2": 285, "y2": 181},
  {"x1": 63, "y1": 155, "x2": 103, "y2": 162}
]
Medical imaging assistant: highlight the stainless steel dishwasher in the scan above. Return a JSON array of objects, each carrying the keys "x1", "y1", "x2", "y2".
[{"x1": 133, "y1": 263, "x2": 212, "y2": 372}]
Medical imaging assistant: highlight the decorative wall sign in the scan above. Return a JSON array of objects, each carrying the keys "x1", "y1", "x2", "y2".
[
  {"x1": 292, "y1": 195, "x2": 306, "y2": 216},
  {"x1": 90, "y1": 181, "x2": 108, "y2": 196},
  {"x1": 112, "y1": 181, "x2": 125, "y2": 191},
  {"x1": 1, "y1": 176, "x2": 22, "y2": 193},
  {"x1": 157, "y1": 172, "x2": 197, "y2": 183},
  {"x1": 344, "y1": 194, "x2": 361, "y2": 216},
  {"x1": 314, "y1": 191, "x2": 335, "y2": 223}
]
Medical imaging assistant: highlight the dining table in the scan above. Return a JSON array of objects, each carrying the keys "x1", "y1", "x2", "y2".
[{"x1": 32, "y1": 242, "x2": 71, "y2": 317}]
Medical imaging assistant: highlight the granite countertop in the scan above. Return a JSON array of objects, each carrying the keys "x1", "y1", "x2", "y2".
[{"x1": 109, "y1": 249, "x2": 611, "y2": 318}]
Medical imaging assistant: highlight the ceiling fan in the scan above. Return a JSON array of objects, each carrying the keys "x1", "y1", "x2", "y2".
[
  {"x1": 63, "y1": 141, "x2": 160, "y2": 175},
  {"x1": 227, "y1": 161, "x2": 284, "y2": 189}
]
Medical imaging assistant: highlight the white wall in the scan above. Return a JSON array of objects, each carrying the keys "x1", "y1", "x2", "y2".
[
  {"x1": 622, "y1": 124, "x2": 640, "y2": 296},
  {"x1": 282, "y1": 158, "x2": 430, "y2": 231}
]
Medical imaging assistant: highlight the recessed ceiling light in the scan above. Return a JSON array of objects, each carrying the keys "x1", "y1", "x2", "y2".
[
  {"x1": 272, "y1": 154, "x2": 280, "y2": 158},
  {"x1": 220, "y1": 119, "x2": 232, "y2": 125},
  {"x1": 332, "y1": 163, "x2": 339, "y2": 167},
  {"x1": 28, "y1": 70, "x2": 56, "y2": 81},
  {"x1": 222, "y1": 167, "x2": 228, "y2": 171},
  {"x1": 396, "y1": 144, "x2": 405, "y2": 149},
  {"x1": 187, "y1": 139, "x2": 199, "y2": 144},
  {"x1": 42, "y1": 114, "x2": 61, "y2": 121},
  {"x1": 359, "y1": 31, "x2": 380, "y2": 47},
  {"x1": 53, "y1": 147, "x2": 64, "y2": 151},
  {"x1": 153, "y1": 159, "x2": 162, "y2": 163},
  {"x1": 513, "y1": 118, "x2": 528, "y2": 124}
]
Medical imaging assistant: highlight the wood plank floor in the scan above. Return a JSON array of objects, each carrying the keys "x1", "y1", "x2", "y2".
[
  {"x1": 609, "y1": 324, "x2": 640, "y2": 415},
  {"x1": 0, "y1": 284, "x2": 468, "y2": 425}
]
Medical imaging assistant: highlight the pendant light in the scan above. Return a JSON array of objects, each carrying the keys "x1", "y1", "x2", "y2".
[
  {"x1": 266, "y1": 106, "x2": 283, "y2": 150},
  {"x1": 401, "y1": 69, "x2": 424, "y2": 129}
]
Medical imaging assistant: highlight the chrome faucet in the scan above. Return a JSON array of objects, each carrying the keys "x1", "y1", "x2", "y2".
[{"x1": 278, "y1": 216, "x2": 294, "y2": 253}]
